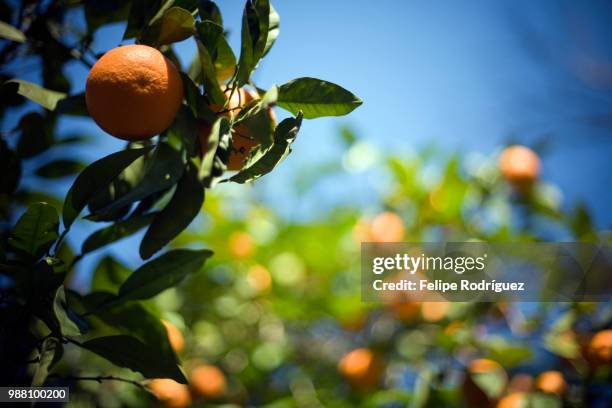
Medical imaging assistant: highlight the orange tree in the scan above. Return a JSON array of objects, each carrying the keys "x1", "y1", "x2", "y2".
[{"x1": 0, "y1": 0, "x2": 361, "y2": 394}]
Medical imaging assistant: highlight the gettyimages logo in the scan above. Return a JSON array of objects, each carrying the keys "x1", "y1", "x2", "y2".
[{"x1": 362, "y1": 242, "x2": 612, "y2": 302}]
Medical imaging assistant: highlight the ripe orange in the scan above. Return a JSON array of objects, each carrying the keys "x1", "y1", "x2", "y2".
[
  {"x1": 228, "y1": 231, "x2": 255, "y2": 259},
  {"x1": 337, "y1": 348, "x2": 383, "y2": 389},
  {"x1": 587, "y1": 329, "x2": 612, "y2": 365},
  {"x1": 190, "y1": 365, "x2": 227, "y2": 399},
  {"x1": 535, "y1": 370, "x2": 566, "y2": 396},
  {"x1": 198, "y1": 86, "x2": 276, "y2": 171},
  {"x1": 149, "y1": 379, "x2": 191, "y2": 408},
  {"x1": 498, "y1": 145, "x2": 540, "y2": 188},
  {"x1": 496, "y1": 392, "x2": 528, "y2": 408},
  {"x1": 246, "y1": 264, "x2": 272, "y2": 293},
  {"x1": 86, "y1": 44, "x2": 183, "y2": 140},
  {"x1": 353, "y1": 212, "x2": 405, "y2": 243},
  {"x1": 162, "y1": 320, "x2": 184, "y2": 354},
  {"x1": 421, "y1": 301, "x2": 450, "y2": 322}
]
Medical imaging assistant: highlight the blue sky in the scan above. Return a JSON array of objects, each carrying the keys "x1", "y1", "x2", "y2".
[{"x1": 4, "y1": 1, "x2": 612, "y2": 288}]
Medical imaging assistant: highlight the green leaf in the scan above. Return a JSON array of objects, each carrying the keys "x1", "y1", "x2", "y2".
[
  {"x1": 16, "y1": 112, "x2": 54, "y2": 159},
  {"x1": 198, "y1": 117, "x2": 231, "y2": 186},
  {"x1": 4, "y1": 79, "x2": 66, "y2": 110},
  {"x1": 118, "y1": 249, "x2": 212, "y2": 301},
  {"x1": 31, "y1": 337, "x2": 61, "y2": 387},
  {"x1": 91, "y1": 257, "x2": 131, "y2": 294},
  {"x1": 62, "y1": 147, "x2": 152, "y2": 229},
  {"x1": 195, "y1": 21, "x2": 225, "y2": 105},
  {"x1": 91, "y1": 302, "x2": 177, "y2": 361},
  {"x1": 277, "y1": 77, "x2": 362, "y2": 119},
  {"x1": 8, "y1": 203, "x2": 59, "y2": 258},
  {"x1": 82, "y1": 213, "x2": 157, "y2": 256},
  {"x1": 0, "y1": 20, "x2": 26, "y2": 43},
  {"x1": 123, "y1": 0, "x2": 163, "y2": 40},
  {"x1": 214, "y1": 35, "x2": 237, "y2": 82},
  {"x1": 140, "y1": 163, "x2": 204, "y2": 259},
  {"x1": 91, "y1": 143, "x2": 184, "y2": 218},
  {"x1": 262, "y1": 3, "x2": 280, "y2": 57},
  {"x1": 56, "y1": 93, "x2": 88, "y2": 116},
  {"x1": 53, "y1": 286, "x2": 87, "y2": 337},
  {"x1": 35, "y1": 159, "x2": 85, "y2": 179},
  {"x1": 230, "y1": 113, "x2": 303, "y2": 184},
  {"x1": 85, "y1": 0, "x2": 131, "y2": 32},
  {"x1": 143, "y1": 6, "x2": 195, "y2": 46},
  {"x1": 235, "y1": 1, "x2": 259, "y2": 86},
  {"x1": 198, "y1": 0, "x2": 222, "y2": 25},
  {"x1": 81, "y1": 335, "x2": 186, "y2": 383}
]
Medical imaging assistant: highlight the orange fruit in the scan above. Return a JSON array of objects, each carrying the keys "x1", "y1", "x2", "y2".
[
  {"x1": 370, "y1": 212, "x2": 405, "y2": 242},
  {"x1": 228, "y1": 231, "x2": 255, "y2": 259},
  {"x1": 149, "y1": 379, "x2": 191, "y2": 408},
  {"x1": 198, "y1": 86, "x2": 276, "y2": 171},
  {"x1": 190, "y1": 365, "x2": 227, "y2": 399},
  {"x1": 535, "y1": 370, "x2": 566, "y2": 396},
  {"x1": 587, "y1": 329, "x2": 612, "y2": 365},
  {"x1": 337, "y1": 348, "x2": 383, "y2": 389},
  {"x1": 246, "y1": 264, "x2": 272, "y2": 293},
  {"x1": 462, "y1": 359, "x2": 508, "y2": 408},
  {"x1": 162, "y1": 320, "x2": 184, "y2": 354},
  {"x1": 421, "y1": 301, "x2": 450, "y2": 322},
  {"x1": 388, "y1": 300, "x2": 421, "y2": 323},
  {"x1": 498, "y1": 145, "x2": 540, "y2": 188},
  {"x1": 86, "y1": 44, "x2": 183, "y2": 140},
  {"x1": 496, "y1": 392, "x2": 528, "y2": 408}
]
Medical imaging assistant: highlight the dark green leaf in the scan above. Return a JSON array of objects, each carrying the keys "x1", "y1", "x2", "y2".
[
  {"x1": 81, "y1": 335, "x2": 186, "y2": 383},
  {"x1": 195, "y1": 21, "x2": 225, "y2": 105},
  {"x1": 118, "y1": 249, "x2": 213, "y2": 301},
  {"x1": 91, "y1": 143, "x2": 184, "y2": 218},
  {"x1": 123, "y1": 0, "x2": 163, "y2": 40},
  {"x1": 16, "y1": 112, "x2": 54, "y2": 159},
  {"x1": 140, "y1": 163, "x2": 204, "y2": 259},
  {"x1": 277, "y1": 77, "x2": 362, "y2": 119},
  {"x1": 198, "y1": 0, "x2": 222, "y2": 25},
  {"x1": 235, "y1": 1, "x2": 258, "y2": 86},
  {"x1": 82, "y1": 213, "x2": 157, "y2": 255},
  {"x1": 31, "y1": 337, "x2": 61, "y2": 387},
  {"x1": 4, "y1": 79, "x2": 66, "y2": 110},
  {"x1": 56, "y1": 93, "x2": 88, "y2": 116},
  {"x1": 35, "y1": 159, "x2": 85, "y2": 179},
  {"x1": 8, "y1": 203, "x2": 59, "y2": 258},
  {"x1": 198, "y1": 117, "x2": 231, "y2": 186},
  {"x1": 214, "y1": 35, "x2": 237, "y2": 82},
  {"x1": 91, "y1": 302, "x2": 177, "y2": 362},
  {"x1": 91, "y1": 257, "x2": 131, "y2": 294},
  {"x1": 230, "y1": 113, "x2": 303, "y2": 184},
  {"x1": 0, "y1": 20, "x2": 26, "y2": 43},
  {"x1": 62, "y1": 147, "x2": 152, "y2": 229},
  {"x1": 142, "y1": 6, "x2": 195, "y2": 46},
  {"x1": 0, "y1": 140, "x2": 21, "y2": 194},
  {"x1": 85, "y1": 0, "x2": 131, "y2": 32},
  {"x1": 53, "y1": 286, "x2": 87, "y2": 337}
]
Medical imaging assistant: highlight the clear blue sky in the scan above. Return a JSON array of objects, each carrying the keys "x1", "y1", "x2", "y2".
[{"x1": 5, "y1": 1, "x2": 612, "y2": 288}]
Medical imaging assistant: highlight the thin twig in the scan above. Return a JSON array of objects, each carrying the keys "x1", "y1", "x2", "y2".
[{"x1": 49, "y1": 374, "x2": 151, "y2": 393}]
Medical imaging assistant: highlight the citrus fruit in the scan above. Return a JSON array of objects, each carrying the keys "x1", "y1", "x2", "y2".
[
  {"x1": 149, "y1": 379, "x2": 191, "y2": 408},
  {"x1": 162, "y1": 320, "x2": 184, "y2": 354},
  {"x1": 535, "y1": 370, "x2": 566, "y2": 396},
  {"x1": 496, "y1": 392, "x2": 528, "y2": 408},
  {"x1": 498, "y1": 145, "x2": 540, "y2": 188},
  {"x1": 337, "y1": 348, "x2": 383, "y2": 389},
  {"x1": 86, "y1": 44, "x2": 183, "y2": 140},
  {"x1": 587, "y1": 329, "x2": 612, "y2": 365},
  {"x1": 190, "y1": 365, "x2": 227, "y2": 399}
]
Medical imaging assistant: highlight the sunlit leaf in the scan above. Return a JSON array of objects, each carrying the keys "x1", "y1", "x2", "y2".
[
  {"x1": 4, "y1": 79, "x2": 66, "y2": 110},
  {"x1": 0, "y1": 20, "x2": 26, "y2": 43},
  {"x1": 277, "y1": 77, "x2": 362, "y2": 119},
  {"x1": 8, "y1": 202, "x2": 58, "y2": 258}
]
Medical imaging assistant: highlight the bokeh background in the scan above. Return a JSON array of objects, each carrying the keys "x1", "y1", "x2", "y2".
[{"x1": 2, "y1": 1, "x2": 612, "y2": 407}]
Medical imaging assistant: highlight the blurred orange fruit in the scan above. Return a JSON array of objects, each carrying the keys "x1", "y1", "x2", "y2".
[
  {"x1": 86, "y1": 44, "x2": 183, "y2": 140},
  {"x1": 496, "y1": 392, "x2": 527, "y2": 408},
  {"x1": 228, "y1": 231, "x2": 255, "y2": 259},
  {"x1": 421, "y1": 301, "x2": 450, "y2": 322},
  {"x1": 535, "y1": 370, "x2": 566, "y2": 396},
  {"x1": 388, "y1": 300, "x2": 421, "y2": 323},
  {"x1": 498, "y1": 145, "x2": 540, "y2": 188},
  {"x1": 247, "y1": 264, "x2": 272, "y2": 293},
  {"x1": 353, "y1": 211, "x2": 405, "y2": 243},
  {"x1": 190, "y1": 365, "x2": 227, "y2": 399},
  {"x1": 338, "y1": 348, "x2": 383, "y2": 389},
  {"x1": 149, "y1": 379, "x2": 191, "y2": 408},
  {"x1": 162, "y1": 320, "x2": 184, "y2": 354},
  {"x1": 587, "y1": 329, "x2": 612, "y2": 365}
]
